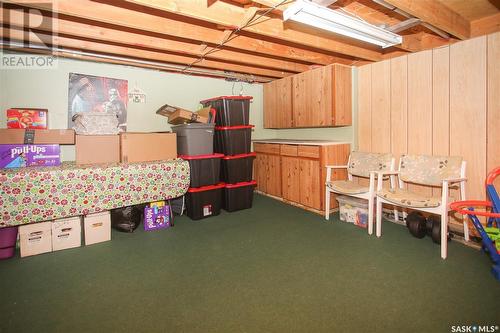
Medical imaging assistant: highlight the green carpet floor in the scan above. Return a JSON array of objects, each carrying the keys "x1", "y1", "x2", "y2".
[{"x1": 1, "y1": 194, "x2": 499, "y2": 333}]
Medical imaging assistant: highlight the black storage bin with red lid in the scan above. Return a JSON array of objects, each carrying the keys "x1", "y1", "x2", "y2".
[
  {"x1": 221, "y1": 153, "x2": 256, "y2": 184},
  {"x1": 223, "y1": 181, "x2": 257, "y2": 212},
  {"x1": 200, "y1": 96, "x2": 252, "y2": 126},
  {"x1": 186, "y1": 183, "x2": 224, "y2": 220},
  {"x1": 214, "y1": 125, "x2": 253, "y2": 155},
  {"x1": 180, "y1": 154, "x2": 223, "y2": 188}
]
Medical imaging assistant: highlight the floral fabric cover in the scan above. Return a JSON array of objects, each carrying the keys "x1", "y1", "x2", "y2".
[
  {"x1": 0, "y1": 160, "x2": 190, "y2": 227},
  {"x1": 348, "y1": 151, "x2": 393, "y2": 178},
  {"x1": 399, "y1": 154, "x2": 463, "y2": 186},
  {"x1": 327, "y1": 180, "x2": 369, "y2": 194},
  {"x1": 72, "y1": 112, "x2": 121, "y2": 135},
  {"x1": 377, "y1": 188, "x2": 441, "y2": 208}
]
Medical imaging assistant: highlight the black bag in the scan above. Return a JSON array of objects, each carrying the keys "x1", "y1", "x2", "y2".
[{"x1": 110, "y1": 204, "x2": 147, "y2": 232}]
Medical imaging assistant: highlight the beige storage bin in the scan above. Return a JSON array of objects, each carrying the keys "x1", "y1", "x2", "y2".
[{"x1": 19, "y1": 221, "x2": 52, "y2": 257}]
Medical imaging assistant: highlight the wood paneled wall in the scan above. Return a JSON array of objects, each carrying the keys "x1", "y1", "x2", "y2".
[{"x1": 357, "y1": 32, "x2": 500, "y2": 227}]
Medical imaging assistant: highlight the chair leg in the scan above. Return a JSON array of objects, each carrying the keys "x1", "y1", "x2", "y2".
[
  {"x1": 393, "y1": 207, "x2": 399, "y2": 223},
  {"x1": 325, "y1": 189, "x2": 330, "y2": 221},
  {"x1": 368, "y1": 196, "x2": 374, "y2": 235},
  {"x1": 463, "y1": 220, "x2": 470, "y2": 242},
  {"x1": 376, "y1": 199, "x2": 382, "y2": 238},
  {"x1": 441, "y1": 213, "x2": 449, "y2": 259}
]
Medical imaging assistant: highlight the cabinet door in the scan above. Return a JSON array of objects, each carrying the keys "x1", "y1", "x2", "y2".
[
  {"x1": 275, "y1": 76, "x2": 293, "y2": 128},
  {"x1": 299, "y1": 158, "x2": 321, "y2": 210},
  {"x1": 255, "y1": 154, "x2": 268, "y2": 193},
  {"x1": 293, "y1": 66, "x2": 334, "y2": 127},
  {"x1": 266, "y1": 154, "x2": 282, "y2": 197},
  {"x1": 263, "y1": 81, "x2": 277, "y2": 128},
  {"x1": 333, "y1": 64, "x2": 352, "y2": 126},
  {"x1": 281, "y1": 156, "x2": 300, "y2": 203}
]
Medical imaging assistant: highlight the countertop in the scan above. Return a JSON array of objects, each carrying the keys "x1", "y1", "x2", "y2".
[{"x1": 252, "y1": 139, "x2": 350, "y2": 146}]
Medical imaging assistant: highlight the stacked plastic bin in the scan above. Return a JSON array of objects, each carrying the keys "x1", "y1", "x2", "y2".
[
  {"x1": 171, "y1": 123, "x2": 224, "y2": 220},
  {"x1": 200, "y1": 96, "x2": 257, "y2": 212}
]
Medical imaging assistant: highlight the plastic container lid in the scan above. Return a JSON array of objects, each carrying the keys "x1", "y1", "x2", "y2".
[
  {"x1": 187, "y1": 183, "x2": 225, "y2": 193},
  {"x1": 171, "y1": 123, "x2": 215, "y2": 129},
  {"x1": 225, "y1": 180, "x2": 257, "y2": 189},
  {"x1": 179, "y1": 153, "x2": 224, "y2": 160},
  {"x1": 222, "y1": 153, "x2": 257, "y2": 160},
  {"x1": 200, "y1": 96, "x2": 253, "y2": 103},
  {"x1": 215, "y1": 125, "x2": 255, "y2": 131}
]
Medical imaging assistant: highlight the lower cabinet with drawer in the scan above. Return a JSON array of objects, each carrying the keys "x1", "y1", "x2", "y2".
[{"x1": 254, "y1": 142, "x2": 350, "y2": 214}]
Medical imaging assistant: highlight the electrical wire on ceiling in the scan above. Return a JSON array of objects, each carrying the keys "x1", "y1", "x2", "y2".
[{"x1": 181, "y1": 0, "x2": 291, "y2": 76}]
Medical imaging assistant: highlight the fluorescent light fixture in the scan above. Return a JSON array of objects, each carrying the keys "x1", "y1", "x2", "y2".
[{"x1": 283, "y1": 0, "x2": 403, "y2": 48}]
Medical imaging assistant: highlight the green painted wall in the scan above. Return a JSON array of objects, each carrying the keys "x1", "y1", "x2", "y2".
[
  {"x1": 0, "y1": 54, "x2": 277, "y2": 161},
  {"x1": 0, "y1": 54, "x2": 357, "y2": 162}
]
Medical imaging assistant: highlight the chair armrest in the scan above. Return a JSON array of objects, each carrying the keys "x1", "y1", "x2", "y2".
[
  {"x1": 325, "y1": 165, "x2": 348, "y2": 169},
  {"x1": 442, "y1": 177, "x2": 467, "y2": 184}
]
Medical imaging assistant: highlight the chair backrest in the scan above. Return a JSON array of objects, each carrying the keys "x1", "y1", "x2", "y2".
[
  {"x1": 399, "y1": 154, "x2": 464, "y2": 186},
  {"x1": 348, "y1": 151, "x2": 393, "y2": 178}
]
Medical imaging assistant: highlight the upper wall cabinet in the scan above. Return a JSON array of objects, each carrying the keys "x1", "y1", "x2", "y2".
[
  {"x1": 293, "y1": 64, "x2": 352, "y2": 128},
  {"x1": 263, "y1": 76, "x2": 293, "y2": 128},
  {"x1": 263, "y1": 64, "x2": 352, "y2": 129}
]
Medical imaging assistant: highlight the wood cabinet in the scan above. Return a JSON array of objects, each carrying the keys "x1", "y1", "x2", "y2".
[
  {"x1": 263, "y1": 76, "x2": 293, "y2": 128},
  {"x1": 263, "y1": 64, "x2": 352, "y2": 129},
  {"x1": 255, "y1": 142, "x2": 350, "y2": 214},
  {"x1": 293, "y1": 64, "x2": 352, "y2": 128}
]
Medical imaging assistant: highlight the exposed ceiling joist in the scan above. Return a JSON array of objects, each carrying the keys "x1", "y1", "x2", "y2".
[
  {"x1": 0, "y1": 6, "x2": 310, "y2": 73},
  {"x1": 387, "y1": 18, "x2": 421, "y2": 33},
  {"x1": 1, "y1": 26, "x2": 291, "y2": 78},
  {"x1": 381, "y1": 0, "x2": 470, "y2": 39},
  {"x1": 122, "y1": 0, "x2": 384, "y2": 61},
  {"x1": 471, "y1": 13, "x2": 500, "y2": 37},
  {"x1": 1, "y1": 0, "x2": 354, "y2": 66}
]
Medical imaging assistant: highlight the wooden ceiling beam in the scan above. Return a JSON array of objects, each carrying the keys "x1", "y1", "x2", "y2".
[
  {"x1": 471, "y1": 13, "x2": 500, "y2": 37},
  {"x1": 0, "y1": 6, "x2": 310, "y2": 73},
  {"x1": 1, "y1": 0, "x2": 355, "y2": 66},
  {"x1": 1, "y1": 26, "x2": 290, "y2": 78},
  {"x1": 122, "y1": 0, "x2": 383, "y2": 61},
  {"x1": 382, "y1": 0, "x2": 471, "y2": 39}
]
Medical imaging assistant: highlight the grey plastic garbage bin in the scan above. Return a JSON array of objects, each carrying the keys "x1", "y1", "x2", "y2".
[{"x1": 171, "y1": 123, "x2": 215, "y2": 156}]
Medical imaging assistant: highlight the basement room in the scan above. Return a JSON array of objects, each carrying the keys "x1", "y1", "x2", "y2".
[{"x1": 0, "y1": 0, "x2": 499, "y2": 332}]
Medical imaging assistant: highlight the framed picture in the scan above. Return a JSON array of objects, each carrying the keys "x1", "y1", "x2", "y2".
[{"x1": 67, "y1": 73, "x2": 128, "y2": 130}]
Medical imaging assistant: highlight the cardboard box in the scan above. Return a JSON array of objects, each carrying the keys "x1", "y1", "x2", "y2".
[
  {"x1": 75, "y1": 135, "x2": 120, "y2": 165},
  {"x1": 120, "y1": 132, "x2": 177, "y2": 163},
  {"x1": 0, "y1": 129, "x2": 75, "y2": 145},
  {"x1": 0, "y1": 144, "x2": 61, "y2": 168},
  {"x1": 19, "y1": 221, "x2": 52, "y2": 257},
  {"x1": 168, "y1": 109, "x2": 208, "y2": 125},
  {"x1": 83, "y1": 211, "x2": 111, "y2": 245},
  {"x1": 52, "y1": 216, "x2": 82, "y2": 251},
  {"x1": 7, "y1": 108, "x2": 48, "y2": 129}
]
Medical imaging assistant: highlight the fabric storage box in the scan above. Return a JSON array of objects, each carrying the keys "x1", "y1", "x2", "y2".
[
  {"x1": 0, "y1": 144, "x2": 60, "y2": 168},
  {"x1": 200, "y1": 96, "x2": 252, "y2": 126},
  {"x1": 336, "y1": 195, "x2": 370, "y2": 228},
  {"x1": 19, "y1": 221, "x2": 52, "y2": 257},
  {"x1": 180, "y1": 153, "x2": 223, "y2": 188},
  {"x1": 120, "y1": 132, "x2": 177, "y2": 163},
  {"x1": 222, "y1": 181, "x2": 256, "y2": 212},
  {"x1": 186, "y1": 183, "x2": 224, "y2": 220},
  {"x1": 7, "y1": 108, "x2": 48, "y2": 129},
  {"x1": 72, "y1": 112, "x2": 120, "y2": 135},
  {"x1": 214, "y1": 125, "x2": 253, "y2": 155},
  {"x1": 83, "y1": 211, "x2": 111, "y2": 245},
  {"x1": 52, "y1": 216, "x2": 82, "y2": 251},
  {"x1": 221, "y1": 153, "x2": 256, "y2": 183},
  {"x1": 171, "y1": 123, "x2": 215, "y2": 156},
  {"x1": 0, "y1": 226, "x2": 18, "y2": 260},
  {"x1": 76, "y1": 135, "x2": 120, "y2": 165}
]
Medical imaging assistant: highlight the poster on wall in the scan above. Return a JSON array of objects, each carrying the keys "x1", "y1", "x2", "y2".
[{"x1": 67, "y1": 73, "x2": 128, "y2": 130}]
